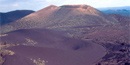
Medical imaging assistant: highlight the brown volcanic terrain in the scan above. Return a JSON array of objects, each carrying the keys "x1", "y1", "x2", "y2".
[
  {"x1": 1, "y1": 5, "x2": 118, "y2": 33},
  {"x1": 0, "y1": 5, "x2": 130, "y2": 65},
  {"x1": 0, "y1": 29, "x2": 106, "y2": 65},
  {"x1": 109, "y1": 14, "x2": 130, "y2": 26}
]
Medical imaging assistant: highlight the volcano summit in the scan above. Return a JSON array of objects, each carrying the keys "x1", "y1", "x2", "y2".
[{"x1": 1, "y1": 5, "x2": 117, "y2": 33}]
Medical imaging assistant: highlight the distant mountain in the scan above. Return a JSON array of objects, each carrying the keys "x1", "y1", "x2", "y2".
[
  {"x1": 98, "y1": 6, "x2": 130, "y2": 17},
  {"x1": 101, "y1": 9, "x2": 130, "y2": 17},
  {"x1": 0, "y1": 10, "x2": 35, "y2": 25},
  {"x1": 1, "y1": 5, "x2": 117, "y2": 33},
  {"x1": 98, "y1": 6, "x2": 130, "y2": 10}
]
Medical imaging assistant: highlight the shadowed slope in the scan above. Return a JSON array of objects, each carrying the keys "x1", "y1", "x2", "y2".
[
  {"x1": 0, "y1": 10, "x2": 34, "y2": 25},
  {"x1": 1, "y1": 5, "x2": 118, "y2": 33},
  {"x1": 1, "y1": 29, "x2": 102, "y2": 50},
  {"x1": 4, "y1": 45, "x2": 105, "y2": 65},
  {"x1": 3, "y1": 54, "x2": 34, "y2": 65},
  {"x1": 1, "y1": 29, "x2": 106, "y2": 65}
]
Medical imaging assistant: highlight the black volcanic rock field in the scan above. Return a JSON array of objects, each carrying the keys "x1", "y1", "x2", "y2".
[{"x1": 0, "y1": 5, "x2": 130, "y2": 65}]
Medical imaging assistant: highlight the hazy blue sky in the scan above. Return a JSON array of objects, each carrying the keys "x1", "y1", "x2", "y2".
[{"x1": 0, "y1": 0, "x2": 130, "y2": 12}]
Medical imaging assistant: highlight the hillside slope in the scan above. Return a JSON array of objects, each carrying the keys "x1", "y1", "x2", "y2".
[
  {"x1": 0, "y1": 10, "x2": 34, "y2": 25},
  {"x1": 0, "y1": 28, "x2": 105, "y2": 65},
  {"x1": 1, "y1": 5, "x2": 118, "y2": 33}
]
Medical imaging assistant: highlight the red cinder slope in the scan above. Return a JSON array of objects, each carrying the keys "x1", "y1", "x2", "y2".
[{"x1": 1, "y1": 5, "x2": 118, "y2": 33}]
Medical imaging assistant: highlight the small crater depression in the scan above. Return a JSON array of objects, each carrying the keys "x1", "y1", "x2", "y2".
[{"x1": 73, "y1": 45, "x2": 81, "y2": 50}]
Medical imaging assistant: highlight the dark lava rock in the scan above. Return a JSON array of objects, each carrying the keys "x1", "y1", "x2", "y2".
[
  {"x1": 125, "y1": 62, "x2": 130, "y2": 65},
  {"x1": 119, "y1": 49, "x2": 127, "y2": 52},
  {"x1": 121, "y1": 43, "x2": 125, "y2": 46}
]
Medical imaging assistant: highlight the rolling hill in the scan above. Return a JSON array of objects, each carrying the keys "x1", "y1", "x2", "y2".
[
  {"x1": 109, "y1": 14, "x2": 130, "y2": 26},
  {"x1": 0, "y1": 10, "x2": 34, "y2": 25}
]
